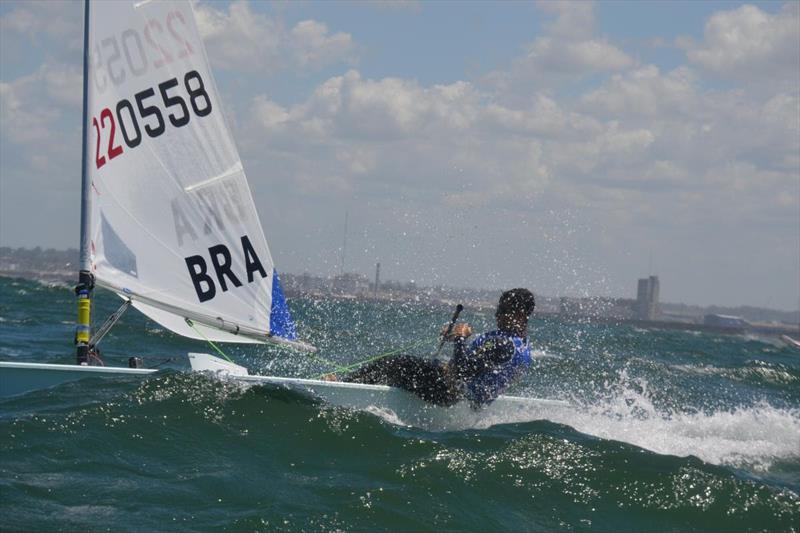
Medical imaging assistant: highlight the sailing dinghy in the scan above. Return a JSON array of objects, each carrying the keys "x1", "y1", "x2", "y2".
[
  {"x1": 0, "y1": 0, "x2": 310, "y2": 397},
  {"x1": 188, "y1": 353, "x2": 571, "y2": 432},
  {"x1": 0, "y1": 0, "x2": 569, "y2": 431}
]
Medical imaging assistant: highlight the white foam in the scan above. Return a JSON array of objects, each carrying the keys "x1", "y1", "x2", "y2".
[
  {"x1": 540, "y1": 372, "x2": 800, "y2": 472},
  {"x1": 364, "y1": 406, "x2": 408, "y2": 427},
  {"x1": 327, "y1": 369, "x2": 798, "y2": 471}
]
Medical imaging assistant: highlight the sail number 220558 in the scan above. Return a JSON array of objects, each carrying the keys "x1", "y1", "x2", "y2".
[{"x1": 92, "y1": 70, "x2": 212, "y2": 170}]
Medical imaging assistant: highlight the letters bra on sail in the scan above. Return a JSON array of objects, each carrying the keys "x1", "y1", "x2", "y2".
[{"x1": 87, "y1": 0, "x2": 298, "y2": 346}]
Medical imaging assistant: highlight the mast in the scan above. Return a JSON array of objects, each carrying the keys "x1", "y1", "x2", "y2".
[{"x1": 75, "y1": 0, "x2": 93, "y2": 365}]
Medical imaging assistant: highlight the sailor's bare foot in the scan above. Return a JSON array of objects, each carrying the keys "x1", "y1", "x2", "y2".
[{"x1": 321, "y1": 373, "x2": 339, "y2": 382}]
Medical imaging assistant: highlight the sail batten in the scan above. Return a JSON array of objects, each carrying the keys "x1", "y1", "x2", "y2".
[
  {"x1": 184, "y1": 163, "x2": 244, "y2": 192},
  {"x1": 87, "y1": 0, "x2": 309, "y2": 350}
]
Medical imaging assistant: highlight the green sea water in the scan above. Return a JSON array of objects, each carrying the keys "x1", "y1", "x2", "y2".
[{"x1": 1, "y1": 277, "x2": 798, "y2": 532}]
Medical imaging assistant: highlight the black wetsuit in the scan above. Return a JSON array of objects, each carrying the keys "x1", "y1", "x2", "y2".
[
  {"x1": 344, "y1": 331, "x2": 523, "y2": 407},
  {"x1": 345, "y1": 355, "x2": 459, "y2": 406}
]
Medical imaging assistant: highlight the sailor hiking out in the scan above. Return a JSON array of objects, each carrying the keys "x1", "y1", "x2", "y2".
[{"x1": 339, "y1": 288, "x2": 536, "y2": 407}]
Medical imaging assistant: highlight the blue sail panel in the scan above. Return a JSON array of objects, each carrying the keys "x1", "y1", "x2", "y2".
[{"x1": 269, "y1": 269, "x2": 297, "y2": 340}]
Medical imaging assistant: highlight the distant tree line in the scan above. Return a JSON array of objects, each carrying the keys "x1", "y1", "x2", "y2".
[{"x1": 0, "y1": 247, "x2": 78, "y2": 273}]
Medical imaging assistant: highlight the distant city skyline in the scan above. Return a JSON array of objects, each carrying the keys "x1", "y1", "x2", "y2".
[
  {"x1": 1, "y1": 1, "x2": 798, "y2": 310},
  {"x1": 2, "y1": 246, "x2": 798, "y2": 326}
]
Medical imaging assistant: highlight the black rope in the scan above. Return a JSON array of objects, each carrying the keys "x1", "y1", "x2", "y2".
[{"x1": 146, "y1": 357, "x2": 174, "y2": 369}]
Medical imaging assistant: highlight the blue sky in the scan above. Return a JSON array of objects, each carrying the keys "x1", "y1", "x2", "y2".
[
  {"x1": 196, "y1": 1, "x2": 789, "y2": 103},
  {"x1": 1, "y1": 0, "x2": 798, "y2": 310}
]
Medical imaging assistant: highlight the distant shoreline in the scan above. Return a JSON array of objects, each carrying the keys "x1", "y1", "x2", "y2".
[
  {"x1": 2, "y1": 270, "x2": 797, "y2": 340},
  {"x1": 0, "y1": 270, "x2": 73, "y2": 284},
  {"x1": 2, "y1": 247, "x2": 797, "y2": 320}
]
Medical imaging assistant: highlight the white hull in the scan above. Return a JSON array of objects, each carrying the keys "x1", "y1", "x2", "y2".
[
  {"x1": 188, "y1": 353, "x2": 572, "y2": 431},
  {"x1": 0, "y1": 361, "x2": 157, "y2": 398},
  {"x1": 2, "y1": 354, "x2": 573, "y2": 432}
]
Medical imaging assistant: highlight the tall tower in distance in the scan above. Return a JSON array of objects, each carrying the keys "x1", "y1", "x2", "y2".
[
  {"x1": 340, "y1": 211, "x2": 348, "y2": 275},
  {"x1": 636, "y1": 275, "x2": 660, "y2": 320},
  {"x1": 374, "y1": 262, "x2": 381, "y2": 298}
]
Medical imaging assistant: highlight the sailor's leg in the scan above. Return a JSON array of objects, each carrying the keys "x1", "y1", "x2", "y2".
[
  {"x1": 391, "y1": 359, "x2": 461, "y2": 406},
  {"x1": 346, "y1": 356, "x2": 459, "y2": 406},
  {"x1": 343, "y1": 355, "x2": 415, "y2": 385}
]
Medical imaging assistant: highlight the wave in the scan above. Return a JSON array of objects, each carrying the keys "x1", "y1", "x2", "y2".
[
  {"x1": 128, "y1": 370, "x2": 800, "y2": 474},
  {"x1": 671, "y1": 361, "x2": 799, "y2": 386},
  {"x1": 192, "y1": 366, "x2": 800, "y2": 475},
  {"x1": 311, "y1": 364, "x2": 800, "y2": 474},
  {"x1": 537, "y1": 370, "x2": 800, "y2": 473}
]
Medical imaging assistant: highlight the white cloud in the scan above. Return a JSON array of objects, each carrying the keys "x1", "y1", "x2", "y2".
[
  {"x1": 252, "y1": 95, "x2": 290, "y2": 128},
  {"x1": 290, "y1": 20, "x2": 357, "y2": 68},
  {"x1": 269, "y1": 70, "x2": 481, "y2": 141},
  {"x1": 0, "y1": 63, "x2": 80, "y2": 145},
  {"x1": 578, "y1": 60, "x2": 799, "y2": 179},
  {"x1": 681, "y1": 3, "x2": 800, "y2": 84},
  {"x1": 483, "y1": 94, "x2": 602, "y2": 140},
  {"x1": 0, "y1": 1, "x2": 80, "y2": 43},
  {"x1": 240, "y1": 68, "x2": 711, "y2": 216},
  {"x1": 193, "y1": 0, "x2": 357, "y2": 73},
  {"x1": 581, "y1": 66, "x2": 697, "y2": 118},
  {"x1": 527, "y1": 37, "x2": 633, "y2": 74},
  {"x1": 536, "y1": 1, "x2": 594, "y2": 40},
  {"x1": 234, "y1": 52, "x2": 797, "y2": 257},
  {"x1": 487, "y1": 1, "x2": 633, "y2": 99},
  {"x1": 0, "y1": 1, "x2": 81, "y2": 65},
  {"x1": 194, "y1": 0, "x2": 281, "y2": 72},
  {"x1": 239, "y1": 70, "x2": 557, "y2": 207}
]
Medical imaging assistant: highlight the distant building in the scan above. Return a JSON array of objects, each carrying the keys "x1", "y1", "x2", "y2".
[
  {"x1": 704, "y1": 314, "x2": 747, "y2": 329},
  {"x1": 635, "y1": 275, "x2": 660, "y2": 320},
  {"x1": 282, "y1": 272, "x2": 326, "y2": 293},
  {"x1": 331, "y1": 273, "x2": 370, "y2": 295}
]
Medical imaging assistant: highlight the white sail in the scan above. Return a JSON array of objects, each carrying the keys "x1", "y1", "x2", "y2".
[{"x1": 86, "y1": 0, "x2": 303, "y2": 347}]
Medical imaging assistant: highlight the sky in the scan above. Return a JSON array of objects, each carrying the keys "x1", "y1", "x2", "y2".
[{"x1": 0, "y1": 0, "x2": 798, "y2": 310}]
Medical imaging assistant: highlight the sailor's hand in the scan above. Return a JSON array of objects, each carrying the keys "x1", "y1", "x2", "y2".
[{"x1": 441, "y1": 322, "x2": 473, "y2": 341}]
